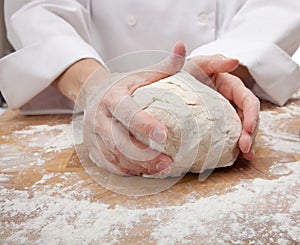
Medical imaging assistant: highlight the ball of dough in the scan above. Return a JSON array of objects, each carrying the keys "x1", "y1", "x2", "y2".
[{"x1": 131, "y1": 71, "x2": 242, "y2": 178}]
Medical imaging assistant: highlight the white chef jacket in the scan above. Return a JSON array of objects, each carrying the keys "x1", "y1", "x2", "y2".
[{"x1": 0, "y1": 0, "x2": 300, "y2": 114}]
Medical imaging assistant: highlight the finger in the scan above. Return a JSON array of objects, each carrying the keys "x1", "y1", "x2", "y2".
[
  {"x1": 109, "y1": 118, "x2": 173, "y2": 174},
  {"x1": 241, "y1": 116, "x2": 259, "y2": 159},
  {"x1": 215, "y1": 73, "x2": 260, "y2": 134},
  {"x1": 149, "y1": 41, "x2": 186, "y2": 77},
  {"x1": 105, "y1": 92, "x2": 168, "y2": 144},
  {"x1": 118, "y1": 154, "x2": 171, "y2": 176},
  {"x1": 93, "y1": 134, "x2": 152, "y2": 176},
  {"x1": 95, "y1": 114, "x2": 173, "y2": 172},
  {"x1": 83, "y1": 128, "x2": 128, "y2": 175},
  {"x1": 239, "y1": 129, "x2": 252, "y2": 154},
  {"x1": 115, "y1": 126, "x2": 173, "y2": 174},
  {"x1": 90, "y1": 114, "x2": 158, "y2": 175},
  {"x1": 173, "y1": 41, "x2": 186, "y2": 57},
  {"x1": 88, "y1": 145, "x2": 123, "y2": 173},
  {"x1": 239, "y1": 118, "x2": 258, "y2": 156},
  {"x1": 127, "y1": 41, "x2": 186, "y2": 92},
  {"x1": 95, "y1": 129, "x2": 155, "y2": 174},
  {"x1": 94, "y1": 133, "x2": 119, "y2": 165},
  {"x1": 214, "y1": 73, "x2": 260, "y2": 158},
  {"x1": 94, "y1": 134, "x2": 151, "y2": 175},
  {"x1": 239, "y1": 148, "x2": 255, "y2": 161},
  {"x1": 239, "y1": 135, "x2": 255, "y2": 160},
  {"x1": 241, "y1": 147, "x2": 255, "y2": 161},
  {"x1": 236, "y1": 105, "x2": 258, "y2": 158},
  {"x1": 183, "y1": 60, "x2": 213, "y2": 87},
  {"x1": 236, "y1": 108, "x2": 244, "y2": 122},
  {"x1": 187, "y1": 54, "x2": 239, "y2": 76},
  {"x1": 242, "y1": 96, "x2": 260, "y2": 134}
]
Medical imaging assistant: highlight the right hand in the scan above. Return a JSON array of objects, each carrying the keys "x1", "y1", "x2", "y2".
[
  {"x1": 81, "y1": 42, "x2": 186, "y2": 176},
  {"x1": 184, "y1": 55, "x2": 260, "y2": 160}
]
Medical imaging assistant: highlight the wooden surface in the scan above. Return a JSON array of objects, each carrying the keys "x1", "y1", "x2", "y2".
[{"x1": 1, "y1": 91, "x2": 300, "y2": 244}]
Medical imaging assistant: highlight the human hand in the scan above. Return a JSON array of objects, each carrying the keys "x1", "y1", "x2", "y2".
[
  {"x1": 184, "y1": 55, "x2": 260, "y2": 160},
  {"x1": 80, "y1": 42, "x2": 186, "y2": 176}
]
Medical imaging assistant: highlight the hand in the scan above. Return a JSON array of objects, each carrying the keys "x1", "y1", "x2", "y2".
[
  {"x1": 80, "y1": 42, "x2": 186, "y2": 175},
  {"x1": 184, "y1": 55, "x2": 260, "y2": 160}
]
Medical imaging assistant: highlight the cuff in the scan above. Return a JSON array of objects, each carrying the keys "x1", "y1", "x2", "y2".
[
  {"x1": 188, "y1": 39, "x2": 300, "y2": 106},
  {"x1": 0, "y1": 36, "x2": 103, "y2": 109}
]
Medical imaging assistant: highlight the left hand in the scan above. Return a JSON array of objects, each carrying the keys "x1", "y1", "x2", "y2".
[
  {"x1": 81, "y1": 42, "x2": 186, "y2": 176},
  {"x1": 184, "y1": 54, "x2": 260, "y2": 160}
]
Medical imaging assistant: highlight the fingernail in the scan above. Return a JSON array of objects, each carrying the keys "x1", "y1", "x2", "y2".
[
  {"x1": 246, "y1": 143, "x2": 252, "y2": 154},
  {"x1": 161, "y1": 166, "x2": 171, "y2": 175},
  {"x1": 222, "y1": 57, "x2": 239, "y2": 65},
  {"x1": 156, "y1": 161, "x2": 170, "y2": 171},
  {"x1": 222, "y1": 57, "x2": 231, "y2": 61},
  {"x1": 251, "y1": 124, "x2": 257, "y2": 134},
  {"x1": 150, "y1": 127, "x2": 167, "y2": 143}
]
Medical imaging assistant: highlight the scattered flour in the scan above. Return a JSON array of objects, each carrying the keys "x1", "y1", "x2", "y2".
[
  {"x1": 0, "y1": 124, "x2": 76, "y2": 173},
  {"x1": 259, "y1": 103, "x2": 300, "y2": 154},
  {"x1": 269, "y1": 163, "x2": 292, "y2": 176},
  {"x1": 1, "y1": 161, "x2": 299, "y2": 244},
  {"x1": 12, "y1": 124, "x2": 75, "y2": 151},
  {"x1": 0, "y1": 174, "x2": 10, "y2": 182}
]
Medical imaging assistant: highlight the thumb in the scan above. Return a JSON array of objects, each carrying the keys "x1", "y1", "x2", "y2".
[
  {"x1": 128, "y1": 42, "x2": 186, "y2": 92},
  {"x1": 151, "y1": 41, "x2": 186, "y2": 78}
]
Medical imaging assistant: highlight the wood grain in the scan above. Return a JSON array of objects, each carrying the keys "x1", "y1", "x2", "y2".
[{"x1": 1, "y1": 93, "x2": 300, "y2": 243}]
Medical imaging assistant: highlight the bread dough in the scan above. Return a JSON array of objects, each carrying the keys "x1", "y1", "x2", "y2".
[{"x1": 132, "y1": 71, "x2": 242, "y2": 178}]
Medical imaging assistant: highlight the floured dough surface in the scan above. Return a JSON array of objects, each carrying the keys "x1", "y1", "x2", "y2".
[{"x1": 132, "y1": 72, "x2": 242, "y2": 178}]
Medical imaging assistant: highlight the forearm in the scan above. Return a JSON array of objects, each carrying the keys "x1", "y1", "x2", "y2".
[{"x1": 52, "y1": 58, "x2": 108, "y2": 108}]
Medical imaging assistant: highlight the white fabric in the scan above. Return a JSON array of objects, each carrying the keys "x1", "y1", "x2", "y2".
[
  {"x1": 293, "y1": 48, "x2": 300, "y2": 65},
  {"x1": 0, "y1": 0, "x2": 300, "y2": 113},
  {"x1": 0, "y1": 1, "x2": 14, "y2": 59},
  {"x1": 0, "y1": 108, "x2": 6, "y2": 115}
]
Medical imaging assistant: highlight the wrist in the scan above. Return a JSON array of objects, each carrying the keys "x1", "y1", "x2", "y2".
[{"x1": 52, "y1": 58, "x2": 109, "y2": 108}]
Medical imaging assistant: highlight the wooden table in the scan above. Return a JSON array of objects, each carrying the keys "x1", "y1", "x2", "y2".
[{"x1": 1, "y1": 91, "x2": 300, "y2": 244}]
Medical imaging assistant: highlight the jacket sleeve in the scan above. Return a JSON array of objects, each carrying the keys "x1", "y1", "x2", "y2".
[
  {"x1": 189, "y1": 0, "x2": 300, "y2": 106},
  {"x1": 0, "y1": 0, "x2": 103, "y2": 110}
]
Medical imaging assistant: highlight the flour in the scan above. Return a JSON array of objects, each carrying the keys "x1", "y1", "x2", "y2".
[
  {"x1": 1, "y1": 161, "x2": 299, "y2": 244},
  {"x1": 259, "y1": 101, "x2": 300, "y2": 154},
  {"x1": 12, "y1": 124, "x2": 75, "y2": 151},
  {"x1": 269, "y1": 163, "x2": 292, "y2": 176},
  {"x1": 0, "y1": 174, "x2": 10, "y2": 181},
  {"x1": 1, "y1": 124, "x2": 75, "y2": 177},
  {"x1": 150, "y1": 161, "x2": 300, "y2": 244}
]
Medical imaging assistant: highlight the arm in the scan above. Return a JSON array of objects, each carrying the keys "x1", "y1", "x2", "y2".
[
  {"x1": 52, "y1": 58, "x2": 104, "y2": 105},
  {"x1": 0, "y1": 1, "x2": 188, "y2": 176},
  {"x1": 0, "y1": 0, "x2": 102, "y2": 110},
  {"x1": 189, "y1": 0, "x2": 300, "y2": 106}
]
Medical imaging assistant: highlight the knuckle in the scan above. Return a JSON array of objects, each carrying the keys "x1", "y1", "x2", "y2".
[
  {"x1": 172, "y1": 55, "x2": 185, "y2": 69},
  {"x1": 213, "y1": 54, "x2": 225, "y2": 60},
  {"x1": 139, "y1": 158, "x2": 159, "y2": 170},
  {"x1": 94, "y1": 121, "x2": 103, "y2": 133},
  {"x1": 104, "y1": 151, "x2": 119, "y2": 165},
  {"x1": 110, "y1": 144, "x2": 121, "y2": 156},
  {"x1": 101, "y1": 93, "x2": 113, "y2": 108}
]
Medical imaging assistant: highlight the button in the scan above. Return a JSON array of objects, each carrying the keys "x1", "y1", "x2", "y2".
[
  {"x1": 198, "y1": 13, "x2": 208, "y2": 24},
  {"x1": 127, "y1": 15, "x2": 137, "y2": 27}
]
